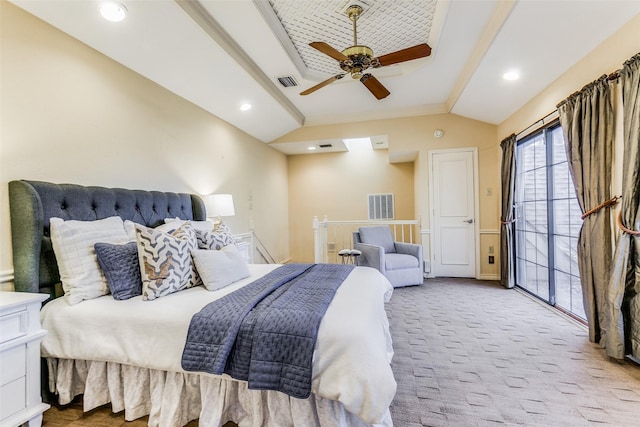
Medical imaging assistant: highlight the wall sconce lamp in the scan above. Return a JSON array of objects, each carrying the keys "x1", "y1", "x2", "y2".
[{"x1": 205, "y1": 194, "x2": 235, "y2": 222}]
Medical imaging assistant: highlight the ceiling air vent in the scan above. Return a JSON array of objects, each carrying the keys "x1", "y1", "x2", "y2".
[
  {"x1": 319, "y1": 144, "x2": 333, "y2": 148},
  {"x1": 276, "y1": 76, "x2": 298, "y2": 87}
]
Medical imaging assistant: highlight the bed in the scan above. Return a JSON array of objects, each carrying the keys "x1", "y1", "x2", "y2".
[{"x1": 8, "y1": 180, "x2": 396, "y2": 427}]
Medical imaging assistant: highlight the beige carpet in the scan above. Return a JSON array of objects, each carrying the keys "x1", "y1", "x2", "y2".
[{"x1": 386, "y1": 278, "x2": 640, "y2": 427}]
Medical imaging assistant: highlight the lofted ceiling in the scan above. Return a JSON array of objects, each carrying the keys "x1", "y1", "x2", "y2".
[{"x1": 9, "y1": 0, "x2": 640, "y2": 154}]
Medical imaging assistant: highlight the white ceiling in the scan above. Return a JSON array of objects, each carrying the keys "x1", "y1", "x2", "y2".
[{"x1": 10, "y1": 0, "x2": 640, "y2": 153}]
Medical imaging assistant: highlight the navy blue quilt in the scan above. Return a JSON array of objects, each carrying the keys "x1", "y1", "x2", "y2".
[{"x1": 181, "y1": 263, "x2": 355, "y2": 398}]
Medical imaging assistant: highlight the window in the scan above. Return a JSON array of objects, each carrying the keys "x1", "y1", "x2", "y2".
[{"x1": 514, "y1": 122, "x2": 585, "y2": 320}]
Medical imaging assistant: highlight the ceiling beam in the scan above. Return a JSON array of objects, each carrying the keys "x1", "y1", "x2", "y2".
[
  {"x1": 176, "y1": 0, "x2": 305, "y2": 127},
  {"x1": 445, "y1": 0, "x2": 517, "y2": 112}
]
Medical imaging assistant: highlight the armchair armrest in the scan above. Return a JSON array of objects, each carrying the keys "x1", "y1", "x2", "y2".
[
  {"x1": 354, "y1": 242, "x2": 385, "y2": 272},
  {"x1": 395, "y1": 242, "x2": 423, "y2": 265}
]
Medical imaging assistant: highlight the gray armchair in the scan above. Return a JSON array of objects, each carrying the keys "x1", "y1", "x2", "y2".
[{"x1": 353, "y1": 226, "x2": 424, "y2": 288}]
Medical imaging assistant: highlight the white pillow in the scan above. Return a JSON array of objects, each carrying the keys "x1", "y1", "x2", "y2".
[
  {"x1": 192, "y1": 245, "x2": 250, "y2": 291},
  {"x1": 50, "y1": 216, "x2": 130, "y2": 305}
]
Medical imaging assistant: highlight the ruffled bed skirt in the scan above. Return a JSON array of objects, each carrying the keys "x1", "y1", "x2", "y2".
[{"x1": 46, "y1": 358, "x2": 392, "y2": 427}]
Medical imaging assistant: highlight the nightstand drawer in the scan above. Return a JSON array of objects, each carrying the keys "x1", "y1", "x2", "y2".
[
  {"x1": 0, "y1": 376, "x2": 26, "y2": 422},
  {"x1": 0, "y1": 344, "x2": 26, "y2": 386},
  {"x1": 0, "y1": 309, "x2": 27, "y2": 344}
]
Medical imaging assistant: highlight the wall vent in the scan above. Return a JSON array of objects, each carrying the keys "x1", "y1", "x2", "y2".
[
  {"x1": 276, "y1": 75, "x2": 298, "y2": 87},
  {"x1": 368, "y1": 193, "x2": 394, "y2": 220}
]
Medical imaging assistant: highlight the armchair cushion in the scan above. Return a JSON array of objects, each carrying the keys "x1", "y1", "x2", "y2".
[
  {"x1": 358, "y1": 226, "x2": 396, "y2": 253},
  {"x1": 385, "y1": 253, "x2": 420, "y2": 270}
]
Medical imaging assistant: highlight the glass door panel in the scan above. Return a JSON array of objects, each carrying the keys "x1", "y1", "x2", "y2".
[{"x1": 514, "y1": 123, "x2": 585, "y2": 320}]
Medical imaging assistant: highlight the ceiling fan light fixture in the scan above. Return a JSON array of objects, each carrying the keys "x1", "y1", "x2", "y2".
[
  {"x1": 301, "y1": 2, "x2": 431, "y2": 99},
  {"x1": 99, "y1": 1, "x2": 127, "y2": 22}
]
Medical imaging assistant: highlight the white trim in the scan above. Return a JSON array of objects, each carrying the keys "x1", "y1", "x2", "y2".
[
  {"x1": 479, "y1": 229, "x2": 500, "y2": 234},
  {"x1": 0, "y1": 270, "x2": 14, "y2": 284},
  {"x1": 473, "y1": 148, "x2": 480, "y2": 280}
]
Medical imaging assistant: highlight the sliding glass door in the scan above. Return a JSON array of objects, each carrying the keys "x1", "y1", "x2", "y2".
[{"x1": 514, "y1": 123, "x2": 585, "y2": 320}]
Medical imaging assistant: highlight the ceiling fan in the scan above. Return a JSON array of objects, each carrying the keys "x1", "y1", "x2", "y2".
[{"x1": 300, "y1": 4, "x2": 432, "y2": 100}]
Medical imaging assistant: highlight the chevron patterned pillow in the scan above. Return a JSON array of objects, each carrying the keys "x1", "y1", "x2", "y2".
[
  {"x1": 134, "y1": 223, "x2": 200, "y2": 301},
  {"x1": 197, "y1": 221, "x2": 236, "y2": 250}
]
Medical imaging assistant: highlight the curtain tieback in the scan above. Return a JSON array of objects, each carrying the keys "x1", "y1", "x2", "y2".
[
  {"x1": 500, "y1": 218, "x2": 515, "y2": 225},
  {"x1": 581, "y1": 196, "x2": 621, "y2": 220},
  {"x1": 617, "y1": 211, "x2": 640, "y2": 236}
]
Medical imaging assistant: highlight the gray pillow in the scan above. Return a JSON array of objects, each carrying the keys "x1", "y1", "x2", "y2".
[{"x1": 94, "y1": 242, "x2": 142, "y2": 300}]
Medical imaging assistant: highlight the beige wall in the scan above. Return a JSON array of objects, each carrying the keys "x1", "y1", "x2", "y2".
[
  {"x1": 498, "y1": 14, "x2": 640, "y2": 140},
  {"x1": 0, "y1": 2, "x2": 290, "y2": 290},
  {"x1": 288, "y1": 149, "x2": 414, "y2": 263},
  {"x1": 493, "y1": 13, "x2": 640, "y2": 283},
  {"x1": 275, "y1": 114, "x2": 500, "y2": 277}
]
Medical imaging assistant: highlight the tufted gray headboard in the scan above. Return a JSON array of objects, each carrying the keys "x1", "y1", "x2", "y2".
[{"x1": 8, "y1": 180, "x2": 206, "y2": 296}]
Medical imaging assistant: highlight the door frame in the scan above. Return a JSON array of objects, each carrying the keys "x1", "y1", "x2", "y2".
[{"x1": 428, "y1": 147, "x2": 480, "y2": 279}]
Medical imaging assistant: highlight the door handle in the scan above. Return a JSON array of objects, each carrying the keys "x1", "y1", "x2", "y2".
[{"x1": 464, "y1": 219, "x2": 474, "y2": 224}]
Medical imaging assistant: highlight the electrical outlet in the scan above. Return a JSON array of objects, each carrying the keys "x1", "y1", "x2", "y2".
[
  {"x1": 488, "y1": 245, "x2": 494, "y2": 254},
  {"x1": 488, "y1": 255, "x2": 495, "y2": 264}
]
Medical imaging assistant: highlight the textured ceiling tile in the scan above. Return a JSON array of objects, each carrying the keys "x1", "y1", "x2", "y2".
[{"x1": 269, "y1": 0, "x2": 435, "y2": 75}]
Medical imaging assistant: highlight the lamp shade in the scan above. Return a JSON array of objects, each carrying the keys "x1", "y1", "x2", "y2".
[{"x1": 205, "y1": 194, "x2": 235, "y2": 218}]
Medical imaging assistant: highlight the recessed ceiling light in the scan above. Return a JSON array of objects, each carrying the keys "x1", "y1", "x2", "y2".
[
  {"x1": 99, "y1": 1, "x2": 127, "y2": 22},
  {"x1": 307, "y1": 146, "x2": 317, "y2": 150},
  {"x1": 503, "y1": 70, "x2": 520, "y2": 81},
  {"x1": 240, "y1": 103, "x2": 252, "y2": 111}
]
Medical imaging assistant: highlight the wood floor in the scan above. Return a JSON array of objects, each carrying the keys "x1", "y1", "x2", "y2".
[{"x1": 41, "y1": 396, "x2": 237, "y2": 427}]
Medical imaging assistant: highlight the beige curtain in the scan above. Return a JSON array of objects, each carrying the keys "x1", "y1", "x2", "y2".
[
  {"x1": 557, "y1": 76, "x2": 614, "y2": 347},
  {"x1": 500, "y1": 134, "x2": 517, "y2": 289},
  {"x1": 606, "y1": 53, "x2": 640, "y2": 360}
]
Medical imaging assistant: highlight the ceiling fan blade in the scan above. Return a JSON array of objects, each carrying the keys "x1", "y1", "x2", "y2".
[
  {"x1": 309, "y1": 42, "x2": 349, "y2": 62},
  {"x1": 375, "y1": 43, "x2": 432, "y2": 67},
  {"x1": 300, "y1": 74, "x2": 346, "y2": 96},
  {"x1": 360, "y1": 74, "x2": 390, "y2": 100}
]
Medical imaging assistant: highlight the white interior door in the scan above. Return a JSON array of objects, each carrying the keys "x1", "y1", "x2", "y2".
[{"x1": 430, "y1": 149, "x2": 478, "y2": 277}]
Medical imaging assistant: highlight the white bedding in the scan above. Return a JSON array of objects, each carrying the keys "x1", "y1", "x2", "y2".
[{"x1": 40, "y1": 264, "x2": 396, "y2": 425}]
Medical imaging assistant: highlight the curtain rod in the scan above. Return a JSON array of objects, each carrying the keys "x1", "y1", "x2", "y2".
[
  {"x1": 515, "y1": 66, "x2": 622, "y2": 141},
  {"x1": 516, "y1": 109, "x2": 559, "y2": 140}
]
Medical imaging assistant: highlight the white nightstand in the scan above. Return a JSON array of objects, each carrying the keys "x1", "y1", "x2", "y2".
[{"x1": 0, "y1": 292, "x2": 50, "y2": 427}]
